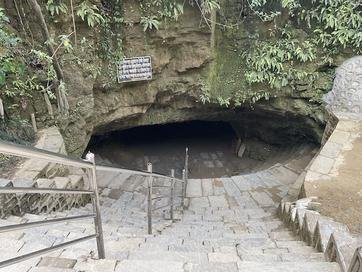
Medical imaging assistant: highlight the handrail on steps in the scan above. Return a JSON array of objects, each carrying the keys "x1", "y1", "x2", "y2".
[{"x1": 0, "y1": 140, "x2": 189, "y2": 268}]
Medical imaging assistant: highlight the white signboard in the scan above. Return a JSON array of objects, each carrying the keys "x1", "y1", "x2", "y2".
[{"x1": 117, "y1": 56, "x2": 152, "y2": 83}]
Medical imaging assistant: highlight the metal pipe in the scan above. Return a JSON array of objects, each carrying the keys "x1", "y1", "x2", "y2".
[
  {"x1": 0, "y1": 214, "x2": 96, "y2": 233},
  {"x1": 181, "y1": 169, "x2": 186, "y2": 208},
  {"x1": 0, "y1": 187, "x2": 94, "y2": 195},
  {"x1": 0, "y1": 140, "x2": 184, "y2": 185},
  {"x1": 0, "y1": 140, "x2": 92, "y2": 169},
  {"x1": 86, "y1": 153, "x2": 105, "y2": 259},
  {"x1": 0, "y1": 234, "x2": 97, "y2": 268},
  {"x1": 147, "y1": 163, "x2": 153, "y2": 235},
  {"x1": 97, "y1": 165, "x2": 184, "y2": 184},
  {"x1": 170, "y1": 169, "x2": 175, "y2": 222},
  {"x1": 184, "y1": 147, "x2": 189, "y2": 200}
]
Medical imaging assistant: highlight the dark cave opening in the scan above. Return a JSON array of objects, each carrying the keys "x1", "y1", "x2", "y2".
[{"x1": 86, "y1": 120, "x2": 317, "y2": 179}]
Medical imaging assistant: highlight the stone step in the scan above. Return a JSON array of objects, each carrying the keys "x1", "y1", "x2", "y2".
[
  {"x1": 239, "y1": 252, "x2": 325, "y2": 262},
  {"x1": 237, "y1": 261, "x2": 340, "y2": 271},
  {"x1": 115, "y1": 260, "x2": 185, "y2": 272},
  {"x1": 128, "y1": 250, "x2": 209, "y2": 264}
]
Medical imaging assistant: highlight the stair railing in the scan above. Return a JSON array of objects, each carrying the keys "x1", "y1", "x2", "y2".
[
  {"x1": 183, "y1": 147, "x2": 189, "y2": 208},
  {"x1": 0, "y1": 140, "x2": 105, "y2": 268},
  {"x1": 0, "y1": 140, "x2": 188, "y2": 268},
  {"x1": 146, "y1": 147, "x2": 189, "y2": 234}
]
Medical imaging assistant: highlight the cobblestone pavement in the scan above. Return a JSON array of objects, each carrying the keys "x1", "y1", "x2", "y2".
[{"x1": 0, "y1": 164, "x2": 340, "y2": 272}]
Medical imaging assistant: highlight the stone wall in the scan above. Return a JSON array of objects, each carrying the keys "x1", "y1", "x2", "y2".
[
  {"x1": 302, "y1": 115, "x2": 362, "y2": 233},
  {"x1": 285, "y1": 56, "x2": 362, "y2": 233}
]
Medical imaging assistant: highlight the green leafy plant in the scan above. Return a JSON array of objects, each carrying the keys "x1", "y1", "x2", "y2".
[
  {"x1": 76, "y1": 1, "x2": 105, "y2": 27},
  {"x1": 203, "y1": 0, "x2": 361, "y2": 106},
  {"x1": 140, "y1": 16, "x2": 161, "y2": 31},
  {"x1": 200, "y1": 0, "x2": 220, "y2": 14},
  {"x1": 46, "y1": 0, "x2": 68, "y2": 16}
]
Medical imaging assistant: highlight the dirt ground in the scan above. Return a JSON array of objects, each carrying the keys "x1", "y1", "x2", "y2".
[{"x1": 306, "y1": 135, "x2": 362, "y2": 234}]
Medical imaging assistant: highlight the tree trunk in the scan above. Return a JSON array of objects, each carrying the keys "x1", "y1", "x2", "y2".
[
  {"x1": 28, "y1": 0, "x2": 69, "y2": 115},
  {"x1": 0, "y1": 98, "x2": 4, "y2": 120}
]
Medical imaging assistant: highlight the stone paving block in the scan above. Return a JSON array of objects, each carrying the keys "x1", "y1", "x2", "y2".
[
  {"x1": 249, "y1": 191, "x2": 275, "y2": 207},
  {"x1": 184, "y1": 262, "x2": 238, "y2": 272},
  {"x1": 0, "y1": 178, "x2": 12, "y2": 187},
  {"x1": 0, "y1": 258, "x2": 40, "y2": 272},
  {"x1": 200, "y1": 153, "x2": 210, "y2": 159},
  {"x1": 12, "y1": 178, "x2": 36, "y2": 188},
  {"x1": 236, "y1": 261, "x2": 340, "y2": 271},
  {"x1": 29, "y1": 267, "x2": 75, "y2": 272},
  {"x1": 309, "y1": 155, "x2": 335, "y2": 175},
  {"x1": 214, "y1": 160, "x2": 223, "y2": 168},
  {"x1": 38, "y1": 257, "x2": 76, "y2": 269},
  {"x1": 0, "y1": 239, "x2": 26, "y2": 259},
  {"x1": 201, "y1": 179, "x2": 214, "y2": 196},
  {"x1": 53, "y1": 177, "x2": 70, "y2": 189},
  {"x1": 186, "y1": 179, "x2": 203, "y2": 197},
  {"x1": 231, "y1": 176, "x2": 251, "y2": 192},
  {"x1": 168, "y1": 244, "x2": 211, "y2": 253},
  {"x1": 281, "y1": 253, "x2": 325, "y2": 262},
  {"x1": 328, "y1": 130, "x2": 350, "y2": 145},
  {"x1": 73, "y1": 258, "x2": 118, "y2": 272},
  {"x1": 319, "y1": 141, "x2": 343, "y2": 159},
  {"x1": 220, "y1": 178, "x2": 240, "y2": 197},
  {"x1": 115, "y1": 260, "x2": 184, "y2": 272},
  {"x1": 208, "y1": 252, "x2": 240, "y2": 263},
  {"x1": 263, "y1": 248, "x2": 289, "y2": 254},
  {"x1": 204, "y1": 161, "x2": 215, "y2": 168},
  {"x1": 239, "y1": 253, "x2": 280, "y2": 262},
  {"x1": 189, "y1": 197, "x2": 209, "y2": 210},
  {"x1": 269, "y1": 231, "x2": 296, "y2": 241},
  {"x1": 208, "y1": 195, "x2": 228, "y2": 208},
  {"x1": 129, "y1": 250, "x2": 208, "y2": 264}
]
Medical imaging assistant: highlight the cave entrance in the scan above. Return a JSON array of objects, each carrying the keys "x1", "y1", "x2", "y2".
[
  {"x1": 86, "y1": 120, "x2": 317, "y2": 179},
  {"x1": 87, "y1": 121, "x2": 242, "y2": 178}
]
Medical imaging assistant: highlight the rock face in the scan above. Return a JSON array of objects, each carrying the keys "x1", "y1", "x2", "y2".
[
  {"x1": 60, "y1": 1, "x2": 216, "y2": 154},
  {"x1": 61, "y1": 1, "x2": 327, "y2": 154},
  {"x1": 324, "y1": 56, "x2": 362, "y2": 119},
  {"x1": 2, "y1": 0, "x2": 331, "y2": 154}
]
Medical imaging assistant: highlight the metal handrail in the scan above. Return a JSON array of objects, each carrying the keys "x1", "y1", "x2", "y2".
[
  {"x1": 0, "y1": 235, "x2": 97, "y2": 268},
  {"x1": 146, "y1": 147, "x2": 190, "y2": 234},
  {"x1": 0, "y1": 139, "x2": 105, "y2": 268},
  {"x1": 0, "y1": 140, "x2": 92, "y2": 169},
  {"x1": 0, "y1": 139, "x2": 189, "y2": 266},
  {"x1": 97, "y1": 164, "x2": 185, "y2": 184},
  {"x1": 0, "y1": 214, "x2": 96, "y2": 233},
  {"x1": 0, "y1": 140, "x2": 185, "y2": 184},
  {"x1": 0, "y1": 187, "x2": 94, "y2": 195}
]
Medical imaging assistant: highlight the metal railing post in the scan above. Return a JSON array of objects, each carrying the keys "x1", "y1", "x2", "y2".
[
  {"x1": 181, "y1": 169, "x2": 186, "y2": 209},
  {"x1": 185, "y1": 147, "x2": 189, "y2": 182},
  {"x1": 170, "y1": 169, "x2": 175, "y2": 222},
  {"x1": 184, "y1": 147, "x2": 189, "y2": 205},
  {"x1": 86, "y1": 152, "x2": 105, "y2": 259},
  {"x1": 147, "y1": 163, "x2": 153, "y2": 235}
]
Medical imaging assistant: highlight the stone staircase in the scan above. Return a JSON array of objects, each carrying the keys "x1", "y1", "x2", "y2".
[{"x1": 0, "y1": 162, "x2": 342, "y2": 272}]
